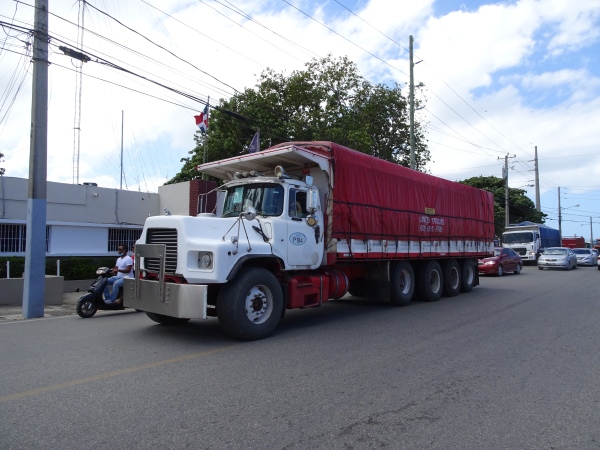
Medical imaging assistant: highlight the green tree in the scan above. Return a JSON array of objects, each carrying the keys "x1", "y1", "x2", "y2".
[
  {"x1": 459, "y1": 176, "x2": 547, "y2": 238},
  {"x1": 169, "y1": 55, "x2": 429, "y2": 184}
]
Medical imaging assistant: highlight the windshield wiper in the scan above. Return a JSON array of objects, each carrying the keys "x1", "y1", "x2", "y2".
[{"x1": 252, "y1": 225, "x2": 269, "y2": 242}]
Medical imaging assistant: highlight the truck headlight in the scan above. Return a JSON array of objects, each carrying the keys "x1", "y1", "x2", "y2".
[{"x1": 198, "y1": 252, "x2": 213, "y2": 270}]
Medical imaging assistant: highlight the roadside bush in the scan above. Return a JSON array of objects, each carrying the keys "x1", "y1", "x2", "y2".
[{"x1": 0, "y1": 257, "x2": 116, "y2": 280}]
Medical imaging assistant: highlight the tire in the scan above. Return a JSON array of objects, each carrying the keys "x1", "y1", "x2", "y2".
[
  {"x1": 416, "y1": 260, "x2": 443, "y2": 302},
  {"x1": 460, "y1": 259, "x2": 477, "y2": 293},
  {"x1": 217, "y1": 267, "x2": 284, "y2": 340},
  {"x1": 76, "y1": 293, "x2": 97, "y2": 318},
  {"x1": 442, "y1": 259, "x2": 461, "y2": 297},
  {"x1": 146, "y1": 312, "x2": 190, "y2": 325},
  {"x1": 538, "y1": 266, "x2": 544, "y2": 270},
  {"x1": 514, "y1": 263, "x2": 521, "y2": 275},
  {"x1": 347, "y1": 279, "x2": 366, "y2": 298},
  {"x1": 497, "y1": 265, "x2": 503, "y2": 277},
  {"x1": 390, "y1": 261, "x2": 415, "y2": 306}
]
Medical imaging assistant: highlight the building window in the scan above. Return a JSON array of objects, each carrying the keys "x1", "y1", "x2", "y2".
[
  {"x1": 0, "y1": 224, "x2": 50, "y2": 253},
  {"x1": 0, "y1": 224, "x2": 26, "y2": 253},
  {"x1": 108, "y1": 228, "x2": 142, "y2": 252}
]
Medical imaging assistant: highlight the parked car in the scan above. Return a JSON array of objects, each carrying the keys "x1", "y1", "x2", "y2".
[
  {"x1": 538, "y1": 247, "x2": 578, "y2": 270},
  {"x1": 479, "y1": 247, "x2": 522, "y2": 276},
  {"x1": 572, "y1": 248, "x2": 598, "y2": 266},
  {"x1": 591, "y1": 249, "x2": 599, "y2": 270}
]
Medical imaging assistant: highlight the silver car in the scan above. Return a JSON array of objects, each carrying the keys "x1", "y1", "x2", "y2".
[
  {"x1": 538, "y1": 247, "x2": 578, "y2": 270},
  {"x1": 592, "y1": 249, "x2": 600, "y2": 270},
  {"x1": 572, "y1": 248, "x2": 598, "y2": 266}
]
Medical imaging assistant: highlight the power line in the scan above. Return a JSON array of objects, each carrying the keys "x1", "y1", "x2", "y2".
[
  {"x1": 201, "y1": 0, "x2": 319, "y2": 62},
  {"x1": 139, "y1": 0, "x2": 266, "y2": 70},
  {"x1": 281, "y1": 0, "x2": 408, "y2": 77},
  {"x1": 82, "y1": 0, "x2": 242, "y2": 95}
]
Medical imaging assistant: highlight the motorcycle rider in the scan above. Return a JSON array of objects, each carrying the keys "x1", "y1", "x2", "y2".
[{"x1": 104, "y1": 244, "x2": 133, "y2": 303}]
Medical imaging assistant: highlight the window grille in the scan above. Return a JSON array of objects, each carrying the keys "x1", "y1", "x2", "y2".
[
  {"x1": 0, "y1": 224, "x2": 50, "y2": 253},
  {"x1": 108, "y1": 228, "x2": 142, "y2": 252}
]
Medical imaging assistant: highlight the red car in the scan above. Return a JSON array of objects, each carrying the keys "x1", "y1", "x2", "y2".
[{"x1": 478, "y1": 247, "x2": 523, "y2": 276}]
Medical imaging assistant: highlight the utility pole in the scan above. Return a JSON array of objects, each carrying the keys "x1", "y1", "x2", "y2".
[
  {"x1": 72, "y1": 0, "x2": 85, "y2": 185},
  {"x1": 409, "y1": 35, "x2": 415, "y2": 170},
  {"x1": 557, "y1": 186, "x2": 562, "y2": 240},
  {"x1": 120, "y1": 110, "x2": 124, "y2": 190},
  {"x1": 23, "y1": 0, "x2": 49, "y2": 319},
  {"x1": 500, "y1": 154, "x2": 516, "y2": 229},
  {"x1": 533, "y1": 146, "x2": 540, "y2": 211}
]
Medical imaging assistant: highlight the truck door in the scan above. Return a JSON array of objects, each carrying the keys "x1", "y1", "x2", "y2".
[{"x1": 287, "y1": 188, "x2": 323, "y2": 267}]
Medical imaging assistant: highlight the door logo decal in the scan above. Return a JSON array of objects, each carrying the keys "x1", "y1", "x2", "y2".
[{"x1": 289, "y1": 232, "x2": 307, "y2": 246}]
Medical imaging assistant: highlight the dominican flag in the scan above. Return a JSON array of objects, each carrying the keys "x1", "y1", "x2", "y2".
[
  {"x1": 248, "y1": 130, "x2": 260, "y2": 153},
  {"x1": 194, "y1": 104, "x2": 209, "y2": 134}
]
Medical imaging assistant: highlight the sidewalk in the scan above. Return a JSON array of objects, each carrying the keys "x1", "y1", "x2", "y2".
[{"x1": 0, "y1": 291, "x2": 84, "y2": 322}]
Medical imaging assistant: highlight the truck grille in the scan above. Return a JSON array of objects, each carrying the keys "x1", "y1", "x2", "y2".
[
  {"x1": 514, "y1": 247, "x2": 527, "y2": 255},
  {"x1": 145, "y1": 228, "x2": 178, "y2": 273}
]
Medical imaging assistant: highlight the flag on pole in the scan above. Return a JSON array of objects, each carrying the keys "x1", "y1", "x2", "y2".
[
  {"x1": 194, "y1": 104, "x2": 209, "y2": 134},
  {"x1": 248, "y1": 130, "x2": 260, "y2": 154}
]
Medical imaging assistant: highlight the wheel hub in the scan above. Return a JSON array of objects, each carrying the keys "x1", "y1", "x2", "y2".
[
  {"x1": 245, "y1": 286, "x2": 268, "y2": 323},
  {"x1": 251, "y1": 295, "x2": 265, "y2": 312},
  {"x1": 399, "y1": 269, "x2": 411, "y2": 294}
]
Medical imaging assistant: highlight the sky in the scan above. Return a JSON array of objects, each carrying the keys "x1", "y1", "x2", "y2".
[{"x1": 1, "y1": 0, "x2": 599, "y2": 240}]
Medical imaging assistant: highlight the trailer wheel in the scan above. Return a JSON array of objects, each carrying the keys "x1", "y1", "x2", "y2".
[
  {"x1": 442, "y1": 259, "x2": 461, "y2": 297},
  {"x1": 217, "y1": 267, "x2": 283, "y2": 340},
  {"x1": 417, "y1": 260, "x2": 443, "y2": 302},
  {"x1": 390, "y1": 261, "x2": 415, "y2": 306},
  {"x1": 460, "y1": 259, "x2": 477, "y2": 292},
  {"x1": 146, "y1": 312, "x2": 190, "y2": 325}
]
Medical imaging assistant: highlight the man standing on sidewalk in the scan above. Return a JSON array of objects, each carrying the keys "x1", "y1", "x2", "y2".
[{"x1": 104, "y1": 244, "x2": 133, "y2": 304}]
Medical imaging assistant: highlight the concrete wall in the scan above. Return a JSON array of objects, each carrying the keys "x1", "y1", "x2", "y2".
[
  {"x1": 0, "y1": 276, "x2": 64, "y2": 305},
  {"x1": 0, "y1": 177, "x2": 212, "y2": 258},
  {"x1": 49, "y1": 226, "x2": 108, "y2": 255},
  {"x1": 158, "y1": 181, "x2": 190, "y2": 216},
  {"x1": 0, "y1": 177, "x2": 160, "y2": 225},
  {"x1": 0, "y1": 177, "x2": 163, "y2": 256}
]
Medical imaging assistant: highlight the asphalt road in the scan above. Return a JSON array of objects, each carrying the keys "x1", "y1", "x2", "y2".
[{"x1": 1, "y1": 265, "x2": 599, "y2": 449}]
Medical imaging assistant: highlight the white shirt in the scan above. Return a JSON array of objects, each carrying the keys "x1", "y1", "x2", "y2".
[{"x1": 115, "y1": 255, "x2": 133, "y2": 278}]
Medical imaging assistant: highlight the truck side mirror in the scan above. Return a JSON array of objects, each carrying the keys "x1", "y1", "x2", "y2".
[
  {"x1": 243, "y1": 206, "x2": 257, "y2": 221},
  {"x1": 306, "y1": 187, "x2": 319, "y2": 214}
]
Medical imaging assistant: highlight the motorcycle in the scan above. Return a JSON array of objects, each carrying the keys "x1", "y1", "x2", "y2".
[{"x1": 76, "y1": 267, "x2": 126, "y2": 318}]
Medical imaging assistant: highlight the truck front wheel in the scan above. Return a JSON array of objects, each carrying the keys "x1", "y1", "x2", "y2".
[{"x1": 217, "y1": 268, "x2": 284, "y2": 340}]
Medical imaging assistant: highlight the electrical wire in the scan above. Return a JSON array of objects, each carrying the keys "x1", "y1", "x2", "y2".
[{"x1": 82, "y1": 0, "x2": 242, "y2": 95}]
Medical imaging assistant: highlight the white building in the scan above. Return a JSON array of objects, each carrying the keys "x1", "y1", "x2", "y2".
[{"x1": 0, "y1": 176, "x2": 216, "y2": 257}]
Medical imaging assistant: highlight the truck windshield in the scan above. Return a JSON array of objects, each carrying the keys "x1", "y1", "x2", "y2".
[
  {"x1": 502, "y1": 232, "x2": 533, "y2": 244},
  {"x1": 222, "y1": 184, "x2": 284, "y2": 217}
]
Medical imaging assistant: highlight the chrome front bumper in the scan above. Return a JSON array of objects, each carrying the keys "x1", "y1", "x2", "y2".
[
  {"x1": 123, "y1": 278, "x2": 207, "y2": 319},
  {"x1": 122, "y1": 243, "x2": 207, "y2": 319}
]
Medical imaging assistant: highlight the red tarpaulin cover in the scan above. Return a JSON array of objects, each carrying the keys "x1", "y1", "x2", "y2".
[{"x1": 274, "y1": 142, "x2": 495, "y2": 243}]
